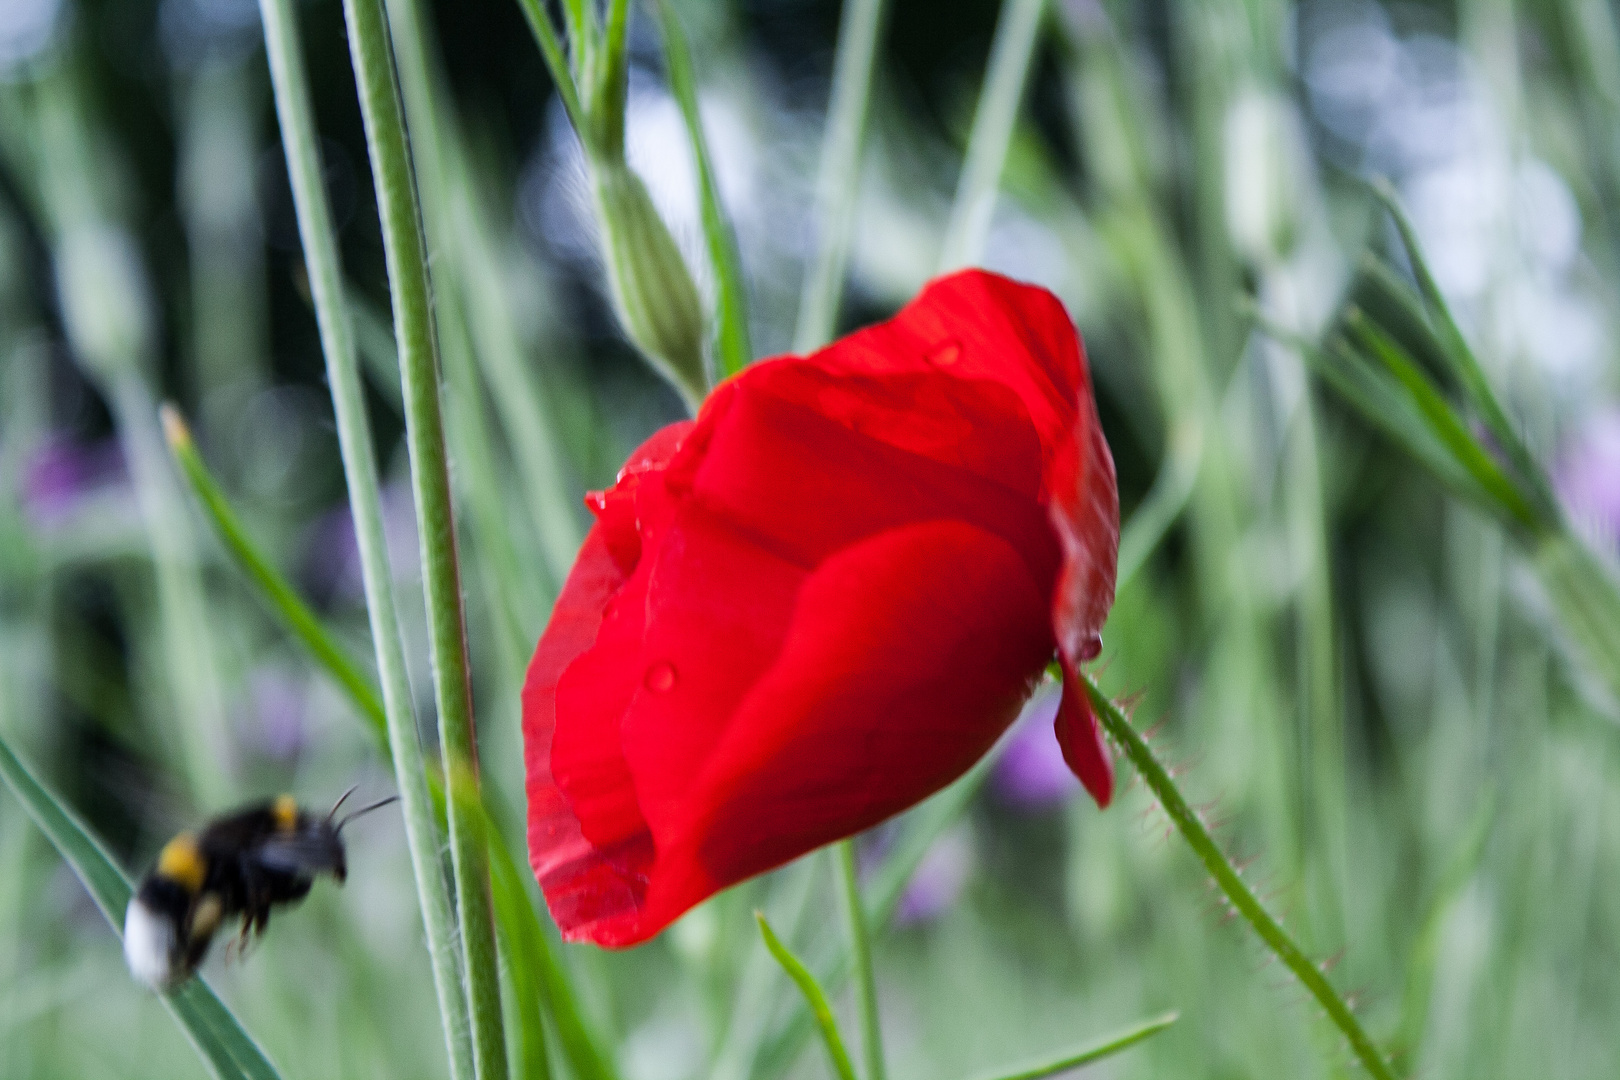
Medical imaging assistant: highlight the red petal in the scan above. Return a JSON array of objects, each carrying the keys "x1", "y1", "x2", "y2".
[
  {"x1": 523, "y1": 270, "x2": 1122, "y2": 946},
  {"x1": 666, "y1": 520, "x2": 1052, "y2": 907},
  {"x1": 1055, "y1": 658, "x2": 1114, "y2": 807},
  {"x1": 524, "y1": 423, "x2": 690, "y2": 935}
]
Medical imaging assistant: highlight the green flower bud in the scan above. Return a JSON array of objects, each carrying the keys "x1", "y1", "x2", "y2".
[{"x1": 590, "y1": 159, "x2": 709, "y2": 410}]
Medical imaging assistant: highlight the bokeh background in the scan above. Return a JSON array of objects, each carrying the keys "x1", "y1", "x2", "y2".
[{"x1": 2, "y1": 0, "x2": 1620, "y2": 1077}]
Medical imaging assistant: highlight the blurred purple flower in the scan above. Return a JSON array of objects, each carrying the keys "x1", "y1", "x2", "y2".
[
  {"x1": 302, "y1": 482, "x2": 420, "y2": 603},
  {"x1": 990, "y1": 686, "x2": 1079, "y2": 810},
  {"x1": 895, "y1": 828, "x2": 974, "y2": 927},
  {"x1": 21, "y1": 435, "x2": 125, "y2": 527},
  {"x1": 1556, "y1": 410, "x2": 1620, "y2": 551},
  {"x1": 247, "y1": 666, "x2": 307, "y2": 761}
]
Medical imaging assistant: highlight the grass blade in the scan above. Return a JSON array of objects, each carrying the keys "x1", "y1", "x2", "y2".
[
  {"x1": 256, "y1": 0, "x2": 475, "y2": 1076},
  {"x1": 938, "y1": 0, "x2": 1048, "y2": 271},
  {"x1": 1343, "y1": 309, "x2": 1541, "y2": 530},
  {"x1": 836, "y1": 840, "x2": 886, "y2": 1080},
  {"x1": 654, "y1": 0, "x2": 753, "y2": 377},
  {"x1": 793, "y1": 0, "x2": 890, "y2": 351},
  {"x1": 1365, "y1": 178, "x2": 1557, "y2": 516},
  {"x1": 756, "y1": 913, "x2": 859, "y2": 1080},
  {"x1": 160, "y1": 405, "x2": 390, "y2": 756},
  {"x1": 0, "y1": 730, "x2": 281, "y2": 1080},
  {"x1": 962, "y1": 1012, "x2": 1178, "y2": 1080}
]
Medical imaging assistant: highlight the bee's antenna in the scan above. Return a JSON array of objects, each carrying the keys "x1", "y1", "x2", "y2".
[
  {"x1": 335, "y1": 795, "x2": 400, "y2": 833},
  {"x1": 327, "y1": 784, "x2": 362, "y2": 822}
]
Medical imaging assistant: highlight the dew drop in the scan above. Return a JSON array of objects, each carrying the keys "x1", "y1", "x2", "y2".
[
  {"x1": 928, "y1": 338, "x2": 961, "y2": 366},
  {"x1": 644, "y1": 661, "x2": 677, "y2": 693},
  {"x1": 1078, "y1": 635, "x2": 1102, "y2": 662}
]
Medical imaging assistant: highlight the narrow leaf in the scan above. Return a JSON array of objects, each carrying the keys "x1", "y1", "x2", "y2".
[
  {"x1": 756, "y1": 912, "x2": 860, "y2": 1080},
  {"x1": 793, "y1": 0, "x2": 890, "y2": 351},
  {"x1": 1344, "y1": 310, "x2": 1541, "y2": 529},
  {"x1": 654, "y1": 0, "x2": 753, "y2": 376},
  {"x1": 938, "y1": 0, "x2": 1048, "y2": 271},
  {"x1": 514, "y1": 0, "x2": 588, "y2": 136},
  {"x1": 0, "y1": 731, "x2": 282, "y2": 1080},
  {"x1": 963, "y1": 1011, "x2": 1179, "y2": 1080},
  {"x1": 161, "y1": 405, "x2": 390, "y2": 757},
  {"x1": 1365, "y1": 179, "x2": 1557, "y2": 516}
]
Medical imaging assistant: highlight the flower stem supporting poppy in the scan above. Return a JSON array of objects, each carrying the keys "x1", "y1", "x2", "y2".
[
  {"x1": 835, "y1": 842, "x2": 886, "y2": 1080},
  {"x1": 338, "y1": 0, "x2": 508, "y2": 1077},
  {"x1": 793, "y1": 0, "x2": 890, "y2": 352},
  {"x1": 1080, "y1": 674, "x2": 1397, "y2": 1080},
  {"x1": 255, "y1": 2, "x2": 476, "y2": 1078},
  {"x1": 937, "y1": 0, "x2": 1047, "y2": 272}
]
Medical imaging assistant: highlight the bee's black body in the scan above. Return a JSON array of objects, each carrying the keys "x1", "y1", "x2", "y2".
[{"x1": 123, "y1": 792, "x2": 383, "y2": 989}]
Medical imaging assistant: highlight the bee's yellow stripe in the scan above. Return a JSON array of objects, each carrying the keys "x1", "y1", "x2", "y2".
[
  {"x1": 272, "y1": 794, "x2": 299, "y2": 833},
  {"x1": 156, "y1": 833, "x2": 206, "y2": 893}
]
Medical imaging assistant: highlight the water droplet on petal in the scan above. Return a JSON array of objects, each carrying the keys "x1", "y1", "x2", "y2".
[
  {"x1": 928, "y1": 338, "x2": 961, "y2": 366},
  {"x1": 644, "y1": 662, "x2": 677, "y2": 693},
  {"x1": 1079, "y1": 635, "x2": 1102, "y2": 662}
]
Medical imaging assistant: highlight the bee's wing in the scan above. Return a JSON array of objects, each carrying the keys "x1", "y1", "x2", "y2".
[{"x1": 254, "y1": 834, "x2": 345, "y2": 876}]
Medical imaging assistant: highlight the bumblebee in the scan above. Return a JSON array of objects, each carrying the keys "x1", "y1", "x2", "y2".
[{"x1": 123, "y1": 789, "x2": 394, "y2": 989}]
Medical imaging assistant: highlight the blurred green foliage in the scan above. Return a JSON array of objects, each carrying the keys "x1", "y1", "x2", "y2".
[{"x1": 4, "y1": 0, "x2": 1620, "y2": 1079}]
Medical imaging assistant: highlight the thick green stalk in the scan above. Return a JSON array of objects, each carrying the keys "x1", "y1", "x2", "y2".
[
  {"x1": 254, "y1": 2, "x2": 473, "y2": 1077},
  {"x1": 338, "y1": 2, "x2": 508, "y2": 1076},
  {"x1": 937, "y1": 0, "x2": 1047, "y2": 271},
  {"x1": 835, "y1": 842, "x2": 885, "y2": 1080},
  {"x1": 793, "y1": 0, "x2": 890, "y2": 351},
  {"x1": 1081, "y1": 674, "x2": 1397, "y2": 1080}
]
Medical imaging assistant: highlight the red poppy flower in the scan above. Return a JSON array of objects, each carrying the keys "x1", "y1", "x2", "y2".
[{"x1": 524, "y1": 269, "x2": 1119, "y2": 947}]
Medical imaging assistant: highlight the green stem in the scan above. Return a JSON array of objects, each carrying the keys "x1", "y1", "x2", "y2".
[
  {"x1": 254, "y1": 1, "x2": 474, "y2": 1077},
  {"x1": 835, "y1": 841, "x2": 885, "y2": 1080},
  {"x1": 338, "y1": 1, "x2": 508, "y2": 1077},
  {"x1": 938, "y1": 0, "x2": 1047, "y2": 271},
  {"x1": 1081, "y1": 674, "x2": 1397, "y2": 1080},
  {"x1": 793, "y1": 0, "x2": 889, "y2": 352}
]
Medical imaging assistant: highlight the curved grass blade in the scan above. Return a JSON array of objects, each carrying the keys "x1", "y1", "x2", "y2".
[
  {"x1": 937, "y1": 0, "x2": 1048, "y2": 271},
  {"x1": 653, "y1": 0, "x2": 752, "y2": 376},
  {"x1": 836, "y1": 841, "x2": 885, "y2": 1080},
  {"x1": 153, "y1": 393, "x2": 614, "y2": 1080},
  {"x1": 161, "y1": 405, "x2": 390, "y2": 757},
  {"x1": 962, "y1": 1011, "x2": 1178, "y2": 1080},
  {"x1": 756, "y1": 912, "x2": 859, "y2": 1080},
  {"x1": 1343, "y1": 309, "x2": 1541, "y2": 531},
  {"x1": 793, "y1": 0, "x2": 890, "y2": 351},
  {"x1": 0, "y1": 731, "x2": 281, "y2": 1080}
]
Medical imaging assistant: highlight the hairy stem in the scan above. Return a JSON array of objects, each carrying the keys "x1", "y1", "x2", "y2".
[{"x1": 1081, "y1": 674, "x2": 1396, "y2": 1080}]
